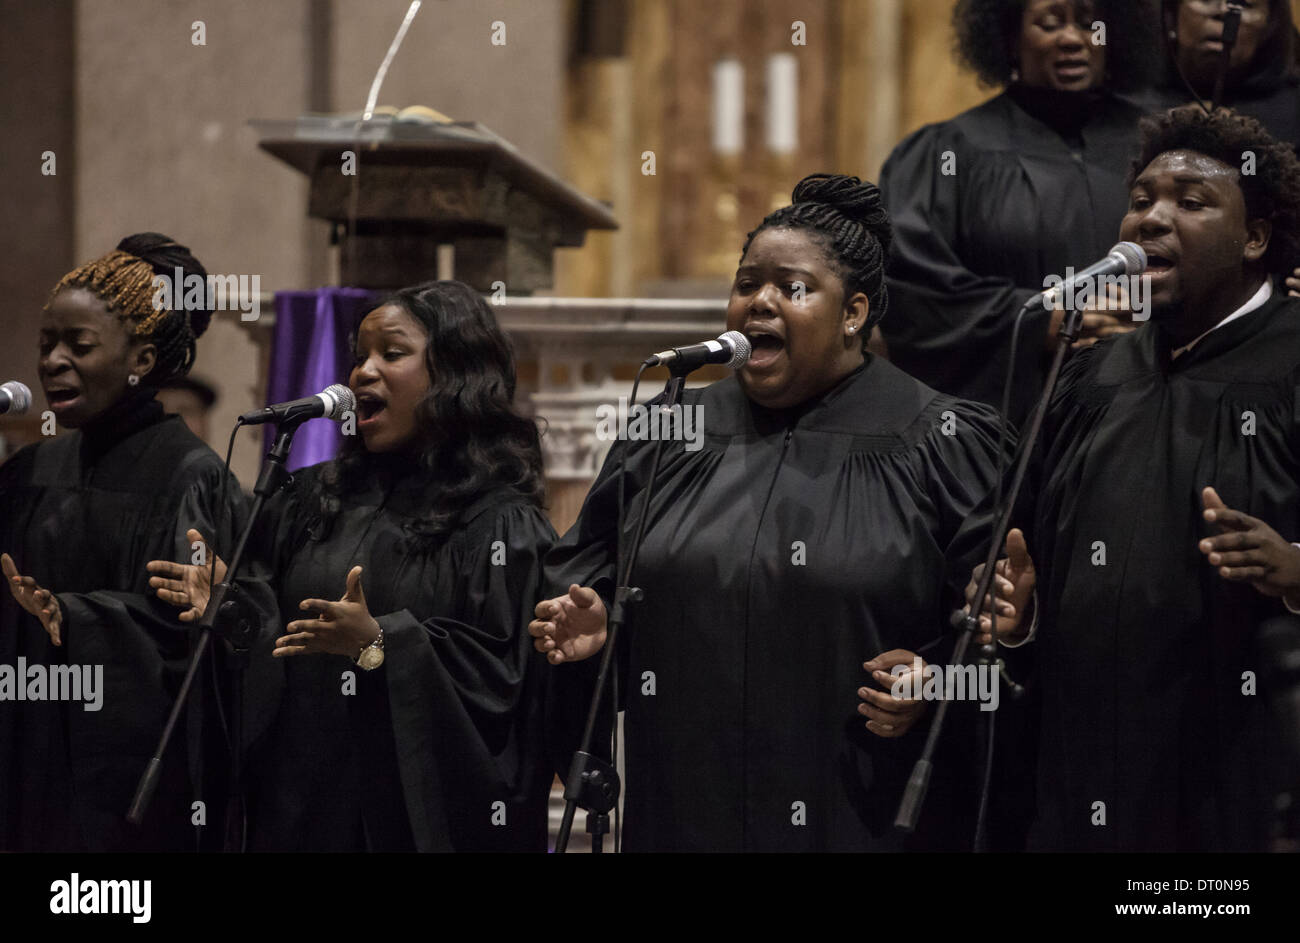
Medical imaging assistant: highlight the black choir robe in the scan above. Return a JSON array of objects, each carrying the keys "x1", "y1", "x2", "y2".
[
  {"x1": 1127, "y1": 72, "x2": 1300, "y2": 151},
  {"x1": 246, "y1": 458, "x2": 558, "y2": 852},
  {"x1": 0, "y1": 391, "x2": 273, "y2": 851},
  {"x1": 879, "y1": 86, "x2": 1144, "y2": 427},
  {"x1": 545, "y1": 358, "x2": 1015, "y2": 852},
  {"x1": 1022, "y1": 288, "x2": 1300, "y2": 851}
]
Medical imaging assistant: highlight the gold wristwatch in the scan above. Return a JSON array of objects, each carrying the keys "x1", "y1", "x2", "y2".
[{"x1": 356, "y1": 629, "x2": 385, "y2": 670}]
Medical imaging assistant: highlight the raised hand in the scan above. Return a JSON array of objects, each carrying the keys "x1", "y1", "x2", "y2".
[
  {"x1": 1, "y1": 552, "x2": 63, "y2": 646},
  {"x1": 528, "y1": 584, "x2": 608, "y2": 664},
  {"x1": 964, "y1": 527, "x2": 1036, "y2": 644},
  {"x1": 1199, "y1": 486, "x2": 1300, "y2": 603},
  {"x1": 275, "y1": 565, "x2": 381, "y2": 658},
  {"x1": 146, "y1": 528, "x2": 226, "y2": 623}
]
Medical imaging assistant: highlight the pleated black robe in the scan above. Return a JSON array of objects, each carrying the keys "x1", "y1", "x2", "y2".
[
  {"x1": 879, "y1": 86, "x2": 1145, "y2": 427},
  {"x1": 1023, "y1": 289, "x2": 1300, "y2": 851},
  {"x1": 246, "y1": 457, "x2": 558, "y2": 852},
  {"x1": 545, "y1": 358, "x2": 1015, "y2": 852},
  {"x1": 0, "y1": 391, "x2": 271, "y2": 851}
]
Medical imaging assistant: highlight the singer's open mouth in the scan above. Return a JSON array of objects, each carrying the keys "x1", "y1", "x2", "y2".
[
  {"x1": 44, "y1": 387, "x2": 80, "y2": 405},
  {"x1": 745, "y1": 331, "x2": 785, "y2": 370},
  {"x1": 1146, "y1": 255, "x2": 1175, "y2": 273},
  {"x1": 355, "y1": 393, "x2": 386, "y2": 423}
]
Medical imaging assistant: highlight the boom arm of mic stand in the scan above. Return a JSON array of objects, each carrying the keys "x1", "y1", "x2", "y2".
[
  {"x1": 127, "y1": 423, "x2": 298, "y2": 844},
  {"x1": 894, "y1": 301, "x2": 1081, "y2": 834},
  {"x1": 554, "y1": 367, "x2": 689, "y2": 853}
]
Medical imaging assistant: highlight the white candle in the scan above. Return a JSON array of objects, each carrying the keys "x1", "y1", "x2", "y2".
[
  {"x1": 766, "y1": 53, "x2": 798, "y2": 155},
  {"x1": 712, "y1": 59, "x2": 744, "y2": 156}
]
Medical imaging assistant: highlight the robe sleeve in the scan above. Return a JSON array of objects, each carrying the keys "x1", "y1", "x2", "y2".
[
  {"x1": 57, "y1": 457, "x2": 276, "y2": 683},
  {"x1": 930, "y1": 397, "x2": 1020, "y2": 607},
  {"x1": 357, "y1": 500, "x2": 558, "y2": 851},
  {"x1": 53, "y1": 454, "x2": 280, "y2": 845},
  {"x1": 543, "y1": 431, "x2": 657, "y2": 726},
  {"x1": 879, "y1": 123, "x2": 1052, "y2": 418},
  {"x1": 543, "y1": 436, "x2": 638, "y2": 609},
  {"x1": 909, "y1": 396, "x2": 1018, "y2": 661}
]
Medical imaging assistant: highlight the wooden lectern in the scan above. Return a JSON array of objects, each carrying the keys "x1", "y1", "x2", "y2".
[{"x1": 251, "y1": 116, "x2": 618, "y2": 292}]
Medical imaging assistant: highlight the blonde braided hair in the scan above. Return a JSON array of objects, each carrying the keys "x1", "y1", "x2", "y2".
[
  {"x1": 45, "y1": 234, "x2": 208, "y2": 384},
  {"x1": 49, "y1": 249, "x2": 171, "y2": 336}
]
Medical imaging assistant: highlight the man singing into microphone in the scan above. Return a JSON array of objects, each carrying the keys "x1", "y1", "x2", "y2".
[{"x1": 968, "y1": 104, "x2": 1300, "y2": 851}]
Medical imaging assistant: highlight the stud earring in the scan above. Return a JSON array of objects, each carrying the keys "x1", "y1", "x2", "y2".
[
  {"x1": 127, "y1": 374, "x2": 140, "y2": 386},
  {"x1": 1010, "y1": 67, "x2": 1020, "y2": 84}
]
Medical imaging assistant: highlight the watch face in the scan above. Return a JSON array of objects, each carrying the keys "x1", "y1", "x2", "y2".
[{"x1": 358, "y1": 646, "x2": 385, "y2": 670}]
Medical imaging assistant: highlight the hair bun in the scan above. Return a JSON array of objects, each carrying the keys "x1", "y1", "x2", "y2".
[
  {"x1": 790, "y1": 173, "x2": 892, "y2": 255},
  {"x1": 116, "y1": 232, "x2": 212, "y2": 337}
]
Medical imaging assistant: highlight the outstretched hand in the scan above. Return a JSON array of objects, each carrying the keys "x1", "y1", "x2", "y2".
[
  {"x1": 275, "y1": 565, "x2": 381, "y2": 658},
  {"x1": 1, "y1": 553, "x2": 62, "y2": 646},
  {"x1": 528, "y1": 584, "x2": 608, "y2": 664},
  {"x1": 1199, "y1": 487, "x2": 1300, "y2": 604},
  {"x1": 146, "y1": 528, "x2": 226, "y2": 623}
]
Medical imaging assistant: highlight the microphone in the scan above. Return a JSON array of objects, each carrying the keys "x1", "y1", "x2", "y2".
[
  {"x1": 239, "y1": 383, "x2": 356, "y2": 426},
  {"x1": 0, "y1": 381, "x2": 32, "y2": 415},
  {"x1": 644, "y1": 331, "x2": 752, "y2": 370},
  {"x1": 1037, "y1": 242, "x2": 1147, "y2": 310},
  {"x1": 1212, "y1": 2, "x2": 1246, "y2": 107}
]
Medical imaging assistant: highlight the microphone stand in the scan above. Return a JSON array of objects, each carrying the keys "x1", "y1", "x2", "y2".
[
  {"x1": 554, "y1": 368, "x2": 689, "y2": 853},
  {"x1": 128, "y1": 419, "x2": 301, "y2": 852},
  {"x1": 894, "y1": 298, "x2": 1083, "y2": 839},
  {"x1": 1211, "y1": 2, "x2": 1245, "y2": 110}
]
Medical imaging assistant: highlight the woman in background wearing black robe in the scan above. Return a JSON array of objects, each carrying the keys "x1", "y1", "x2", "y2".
[
  {"x1": 0, "y1": 234, "x2": 268, "y2": 851},
  {"x1": 879, "y1": 0, "x2": 1156, "y2": 427},
  {"x1": 150, "y1": 281, "x2": 557, "y2": 851},
  {"x1": 531, "y1": 175, "x2": 1015, "y2": 852},
  {"x1": 1133, "y1": 0, "x2": 1299, "y2": 148}
]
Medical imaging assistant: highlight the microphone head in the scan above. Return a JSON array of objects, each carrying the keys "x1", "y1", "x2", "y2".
[
  {"x1": 1111, "y1": 242, "x2": 1147, "y2": 275},
  {"x1": 719, "y1": 330, "x2": 752, "y2": 369},
  {"x1": 1, "y1": 381, "x2": 32, "y2": 414},
  {"x1": 322, "y1": 383, "x2": 356, "y2": 420}
]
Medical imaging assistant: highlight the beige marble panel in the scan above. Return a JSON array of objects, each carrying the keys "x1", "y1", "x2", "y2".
[{"x1": 76, "y1": 0, "x2": 312, "y2": 289}]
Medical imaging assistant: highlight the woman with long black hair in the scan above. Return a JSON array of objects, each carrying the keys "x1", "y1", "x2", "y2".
[
  {"x1": 149, "y1": 280, "x2": 557, "y2": 851},
  {"x1": 0, "y1": 233, "x2": 265, "y2": 851}
]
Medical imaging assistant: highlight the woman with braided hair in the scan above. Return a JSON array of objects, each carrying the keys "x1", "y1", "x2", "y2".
[
  {"x1": 532, "y1": 175, "x2": 1014, "y2": 851},
  {"x1": 0, "y1": 233, "x2": 273, "y2": 851}
]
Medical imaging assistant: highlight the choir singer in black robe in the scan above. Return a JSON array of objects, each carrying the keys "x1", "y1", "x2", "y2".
[
  {"x1": 532, "y1": 175, "x2": 1015, "y2": 852},
  {"x1": 1134, "y1": 0, "x2": 1300, "y2": 149},
  {"x1": 0, "y1": 234, "x2": 269, "y2": 851},
  {"x1": 879, "y1": 0, "x2": 1156, "y2": 426},
  {"x1": 149, "y1": 281, "x2": 557, "y2": 851},
  {"x1": 967, "y1": 105, "x2": 1300, "y2": 851}
]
